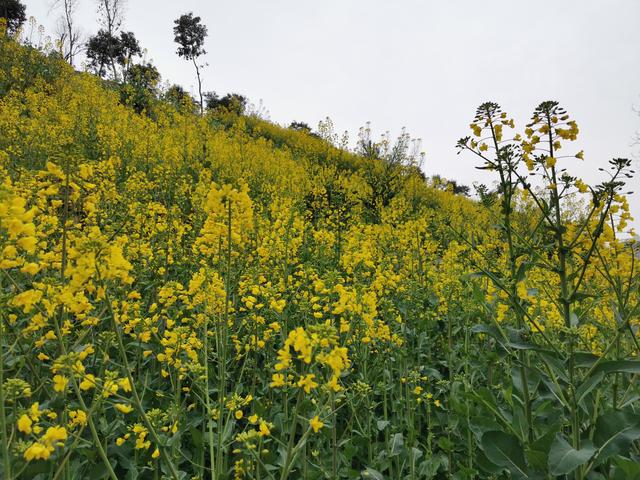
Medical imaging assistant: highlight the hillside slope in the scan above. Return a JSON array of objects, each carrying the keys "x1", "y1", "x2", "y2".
[{"x1": 1, "y1": 31, "x2": 638, "y2": 480}]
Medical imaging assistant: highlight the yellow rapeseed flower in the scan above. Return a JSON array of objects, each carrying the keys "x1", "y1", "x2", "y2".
[
  {"x1": 17, "y1": 414, "x2": 32, "y2": 434},
  {"x1": 309, "y1": 415, "x2": 324, "y2": 433}
]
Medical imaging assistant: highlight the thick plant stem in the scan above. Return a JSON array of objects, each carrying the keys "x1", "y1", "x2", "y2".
[
  {"x1": 203, "y1": 318, "x2": 217, "y2": 480},
  {"x1": 447, "y1": 312, "x2": 453, "y2": 479},
  {"x1": 216, "y1": 200, "x2": 233, "y2": 479},
  {"x1": 280, "y1": 389, "x2": 304, "y2": 480},
  {"x1": 332, "y1": 395, "x2": 337, "y2": 479},
  {"x1": 544, "y1": 114, "x2": 582, "y2": 479},
  {"x1": 489, "y1": 114, "x2": 533, "y2": 444}
]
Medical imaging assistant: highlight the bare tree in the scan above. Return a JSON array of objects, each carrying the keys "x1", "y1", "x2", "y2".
[
  {"x1": 96, "y1": 0, "x2": 124, "y2": 34},
  {"x1": 52, "y1": 0, "x2": 82, "y2": 66}
]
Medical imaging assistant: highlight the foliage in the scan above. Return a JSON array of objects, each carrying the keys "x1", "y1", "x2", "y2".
[
  {"x1": 173, "y1": 12, "x2": 207, "y2": 116},
  {"x1": 120, "y1": 62, "x2": 160, "y2": 114},
  {"x1": 0, "y1": 0, "x2": 26, "y2": 34},
  {"x1": 205, "y1": 92, "x2": 247, "y2": 116},
  {"x1": 173, "y1": 12, "x2": 207, "y2": 60},
  {"x1": 288, "y1": 121, "x2": 312, "y2": 134},
  {"x1": 86, "y1": 29, "x2": 141, "y2": 81},
  {"x1": 456, "y1": 101, "x2": 639, "y2": 479}
]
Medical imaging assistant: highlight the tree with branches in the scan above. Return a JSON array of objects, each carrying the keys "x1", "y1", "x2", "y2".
[
  {"x1": 52, "y1": 0, "x2": 82, "y2": 66},
  {"x1": 173, "y1": 12, "x2": 208, "y2": 116}
]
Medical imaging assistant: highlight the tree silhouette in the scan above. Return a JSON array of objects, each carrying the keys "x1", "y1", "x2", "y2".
[
  {"x1": 92, "y1": 0, "x2": 126, "y2": 79},
  {"x1": 117, "y1": 31, "x2": 141, "y2": 82},
  {"x1": 205, "y1": 92, "x2": 246, "y2": 115},
  {"x1": 289, "y1": 121, "x2": 312, "y2": 133},
  {"x1": 120, "y1": 62, "x2": 160, "y2": 114},
  {"x1": 86, "y1": 30, "x2": 140, "y2": 81},
  {"x1": 173, "y1": 12, "x2": 207, "y2": 116},
  {"x1": 86, "y1": 29, "x2": 119, "y2": 77},
  {"x1": 1, "y1": 0, "x2": 26, "y2": 34},
  {"x1": 164, "y1": 84, "x2": 195, "y2": 112}
]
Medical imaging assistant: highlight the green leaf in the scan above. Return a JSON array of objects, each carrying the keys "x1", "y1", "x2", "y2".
[
  {"x1": 613, "y1": 456, "x2": 640, "y2": 479},
  {"x1": 570, "y1": 291, "x2": 595, "y2": 302},
  {"x1": 593, "y1": 411, "x2": 640, "y2": 464},
  {"x1": 573, "y1": 351, "x2": 599, "y2": 368},
  {"x1": 411, "y1": 447, "x2": 423, "y2": 462},
  {"x1": 511, "y1": 367, "x2": 541, "y2": 398},
  {"x1": 620, "y1": 393, "x2": 640, "y2": 409},
  {"x1": 388, "y1": 432, "x2": 404, "y2": 457},
  {"x1": 437, "y1": 435, "x2": 454, "y2": 453},
  {"x1": 576, "y1": 371, "x2": 604, "y2": 406},
  {"x1": 418, "y1": 456, "x2": 443, "y2": 478},
  {"x1": 475, "y1": 449, "x2": 503, "y2": 475},
  {"x1": 508, "y1": 340, "x2": 550, "y2": 353},
  {"x1": 480, "y1": 431, "x2": 528, "y2": 479},
  {"x1": 515, "y1": 261, "x2": 533, "y2": 282},
  {"x1": 526, "y1": 426, "x2": 560, "y2": 470},
  {"x1": 548, "y1": 434, "x2": 595, "y2": 476},
  {"x1": 376, "y1": 420, "x2": 389, "y2": 431},
  {"x1": 525, "y1": 448, "x2": 547, "y2": 472},
  {"x1": 539, "y1": 352, "x2": 570, "y2": 382},
  {"x1": 471, "y1": 323, "x2": 506, "y2": 343},
  {"x1": 469, "y1": 415, "x2": 501, "y2": 442},
  {"x1": 361, "y1": 467, "x2": 384, "y2": 480},
  {"x1": 592, "y1": 360, "x2": 640, "y2": 376}
]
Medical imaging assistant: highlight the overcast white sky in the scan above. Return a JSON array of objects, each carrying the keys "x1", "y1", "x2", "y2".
[{"x1": 24, "y1": 0, "x2": 640, "y2": 232}]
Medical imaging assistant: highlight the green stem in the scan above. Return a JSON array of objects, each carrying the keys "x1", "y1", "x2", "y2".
[
  {"x1": 203, "y1": 315, "x2": 216, "y2": 480},
  {"x1": 0, "y1": 298, "x2": 11, "y2": 480},
  {"x1": 100, "y1": 277, "x2": 180, "y2": 480},
  {"x1": 280, "y1": 389, "x2": 304, "y2": 480}
]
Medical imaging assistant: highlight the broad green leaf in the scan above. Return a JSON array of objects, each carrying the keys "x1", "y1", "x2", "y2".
[
  {"x1": 418, "y1": 456, "x2": 443, "y2": 478},
  {"x1": 526, "y1": 426, "x2": 561, "y2": 470},
  {"x1": 469, "y1": 415, "x2": 500, "y2": 442},
  {"x1": 471, "y1": 323, "x2": 506, "y2": 342},
  {"x1": 475, "y1": 449, "x2": 503, "y2": 475},
  {"x1": 569, "y1": 312, "x2": 580, "y2": 327},
  {"x1": 437, "y1": 435, "x2": 454, "y2": 453},
  {"x1": 573, "y1": 351, "x2": 599, "y2": 368},
  {"x1": 593, "y1": 411, "x2": 640, "y2": 464},
  {"x1": 388, "y1": 432, "x2": 404, "y2": 457},
  {"x1": 592, "y1": 360, "x2": 640, "y2": 376},
  {"x1": 576, "y1": 371, "x2": 604, "y2": 406},
  {"x1": 548, "y1": 434, "x2": 595, "y2": 476},
  {"x1": 570, "y1": 291, "x2": 595, "y2": 302},
  {"x1": 511, "y1": 366, "x2": 541, "y2": 398},
  {"x1": 525, "y1": 449, "x2": 547, "y2": 472},
  {"x1": 481, "y1": 430, "x2": 528, "y2": 479},
  {"x1": 539, "y1": 352, "x2": 570, "y2": 382},
  {"x1": 411, "y1": 447, "x2": 423, "y2": 462},
  {"x1": 361, "y1": 467, "x2": 384, "y2": 480},
  {"x1": 613, "y1": 456, "x2": 640, "y2": 479},
  {"x1": 515, "y1": 261, "x2": 533, "y2": 282},
  {"x1": 508, "y1": 340, "x2": 550, "y2": 352},
  {"x1": 376, "y1": 420, "x2": 390, "y2": 431}
]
